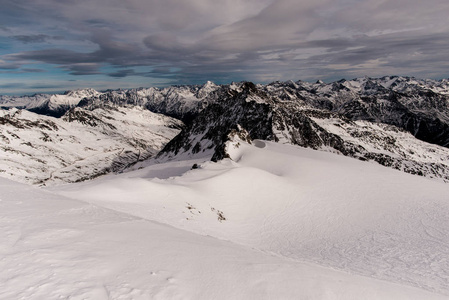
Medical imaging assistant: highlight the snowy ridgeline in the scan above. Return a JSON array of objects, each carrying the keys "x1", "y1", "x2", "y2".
[
  {"x1": 1, "y1": 76, "x2": 449, "y2": 184},
  {"x1": 1, "y1": 137, "x2": 449, "y2": 299},
  {"x1": 0, "y1": 107, "x2": 182, "y2": 185}
]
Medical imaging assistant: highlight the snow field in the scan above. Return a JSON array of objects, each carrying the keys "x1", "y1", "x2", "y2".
[
  {"x1": 51, "y1": 138, "x2": 449, "y2": 296},
  {"x1": 4, "y1": 178, "x2": 447, "y2": 299}
]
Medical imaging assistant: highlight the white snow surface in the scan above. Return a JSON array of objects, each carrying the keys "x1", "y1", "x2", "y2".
[
  {"x1": 0, "y1": 89, "x2": 100, "y2": 110},
  {"x1": 3, "y1": 178, "x2": 447, "y2": 300},
  {"x1": 0, "y1": 107, "x2": 182, "y2": 185},
  {"x1": 35, "y1": 138, "x2": 449, "y2": 298}
]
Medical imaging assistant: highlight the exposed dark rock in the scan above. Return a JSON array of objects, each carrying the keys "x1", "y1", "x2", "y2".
[
  {"x1": 158, "y1": 82, "x2": 273, "y2": 160},
  {"x1": 211, "y1": 125, "x2": 252, "y2": 162},
  {"x1": 63, "y1": 108, "x2": 117, "y2": 130}
]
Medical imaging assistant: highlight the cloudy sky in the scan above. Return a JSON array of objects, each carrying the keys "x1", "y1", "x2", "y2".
[{"x1": 1, "y1": 0, "x2": 449, "y2": 95}]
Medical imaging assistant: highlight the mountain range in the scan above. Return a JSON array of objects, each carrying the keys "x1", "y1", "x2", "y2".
[
  {"x1": 1, "y1": 76, "x2": 448, "y2": 185},
  {"x1": 2, "y1": 76, "x2": 449, "y2": 298}
]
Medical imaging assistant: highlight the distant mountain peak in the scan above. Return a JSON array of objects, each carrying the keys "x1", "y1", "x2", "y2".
[{"x1": 1, "y1": 76, "x2": 449, "y2": 183}]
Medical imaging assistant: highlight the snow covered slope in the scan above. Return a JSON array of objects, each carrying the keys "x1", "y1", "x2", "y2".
[
  {"x1": 52, "y1": 136, "x2": 449, "y2": 297},
  {"x1": 0, "y1": 89, "x2": 100, "y2": 117},
  {"x1": 1, "y1": 168, "x2": 447, "y2": 299},
  {"x1": 0, "y1": 107, "x2": 182, "y2": 185}
]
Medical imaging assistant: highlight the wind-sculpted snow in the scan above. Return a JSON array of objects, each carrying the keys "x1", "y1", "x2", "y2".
[
  {"x1": 51, "y1": 137, "x2": 449, "y2": 297},
  {"x1": 3, "y1": 177, "x2": 447, "y2": 299},
  {"x1": 0, "y1": 107, "x2": 182, "y2": 185}
]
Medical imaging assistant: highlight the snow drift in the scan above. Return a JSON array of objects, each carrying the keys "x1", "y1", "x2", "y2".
[{"x1": 50, "y1": 135, "x2": 449, "y2": 298}]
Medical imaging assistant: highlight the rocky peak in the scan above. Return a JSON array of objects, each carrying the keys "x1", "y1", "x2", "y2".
[
  {"x1": 211, "y1": 125, "x2": 252, "y2": 162},
  {"x1": 157, "y1": 83, "x2": 273, "y2": 160}
]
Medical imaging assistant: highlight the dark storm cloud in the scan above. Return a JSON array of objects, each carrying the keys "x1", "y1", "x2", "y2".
[
  {"x1": 0, "y1": 62, "x2": 21, "y2": 70},
  {"x1": 0, "y1": 82, "x2": 26, "y2": 89},
  {"x1": 1, "y1": 0, "x2": 449, "y2": 91},
  {"x1": 135, "y1": 0, "x2": 449, "y2": 82},
  {"x1": 10, "y1": 34, "x2": 64, "y2": 44},
  {"x1": 108, "y1": 69, "x2": 137, "y2": 78},
  {"x1": 0, "y1": 67, "x2": 46, "y2": 75},
  {"x1": 10, "y1": 49, "x2": 95, "y2": 65},
  {"x1": 8, "y1": 31, "x2": 143, "y2": 67},
  {"x1": 62, "y1": 63, "x2": 102, "y2": 76},
  {"x1": 28, "y1": 83, "x2": 66, "y2": 90},
  {"x1": 307, "y1": 39, "x2": 356, "y2": 52},
  {"x1": 21, "y1": 68, "x2": 46, "y2": 73},
  {"x1": 302, "y1": 32, "x2": 449, "y2": 76}
]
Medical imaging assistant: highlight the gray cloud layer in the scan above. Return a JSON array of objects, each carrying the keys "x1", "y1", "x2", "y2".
[
  {"x1": 1, "y1": 0, "x2": 449, "y2": 87},
  {"x1": 10, "y1": 34, "x2": 63, "y2": 44}
]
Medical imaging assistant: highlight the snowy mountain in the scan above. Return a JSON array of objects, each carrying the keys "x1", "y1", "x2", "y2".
[
  {"x1": 263, "y1": 76, "x2": 449, "y2": 147},
  {"x1": 0, "y1": 88, "x2": 100, "y2": 117},
  {"x1": 0, "y1": 106, "x2": 182, "y2": 185},
  {"x1": 157, "y1": 80, "x2": 449, "y2": 182},
  {"x1": 1, "y1": 82, "x2": 220, "y2": 121},
  {"x1": 78, "y1": 81, "x2": 221, "y2": 122},
  {"x1": 1, "y1": 76, "x2": 449, "y2": 184}
]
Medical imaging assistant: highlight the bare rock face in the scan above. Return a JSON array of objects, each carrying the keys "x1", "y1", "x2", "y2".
[
  {"x1": 211, "y1": 125, "x2": 252, "y2": 162},
  {"x1": 157, "y1": 82, "x2": 273, "y2": 160}
]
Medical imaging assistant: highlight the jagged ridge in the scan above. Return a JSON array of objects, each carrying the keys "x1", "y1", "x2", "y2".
[
  {"x1": 1, "y1": 76, "x2": 449, "y2": 183},
  {"x1": 156, "y1": 80, "x2": 449, "y2": 182}
]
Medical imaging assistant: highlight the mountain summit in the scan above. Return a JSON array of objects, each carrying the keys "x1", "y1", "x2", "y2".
[{"x1": 1, "y1": 76, "x2": 449, "y2": 184}]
